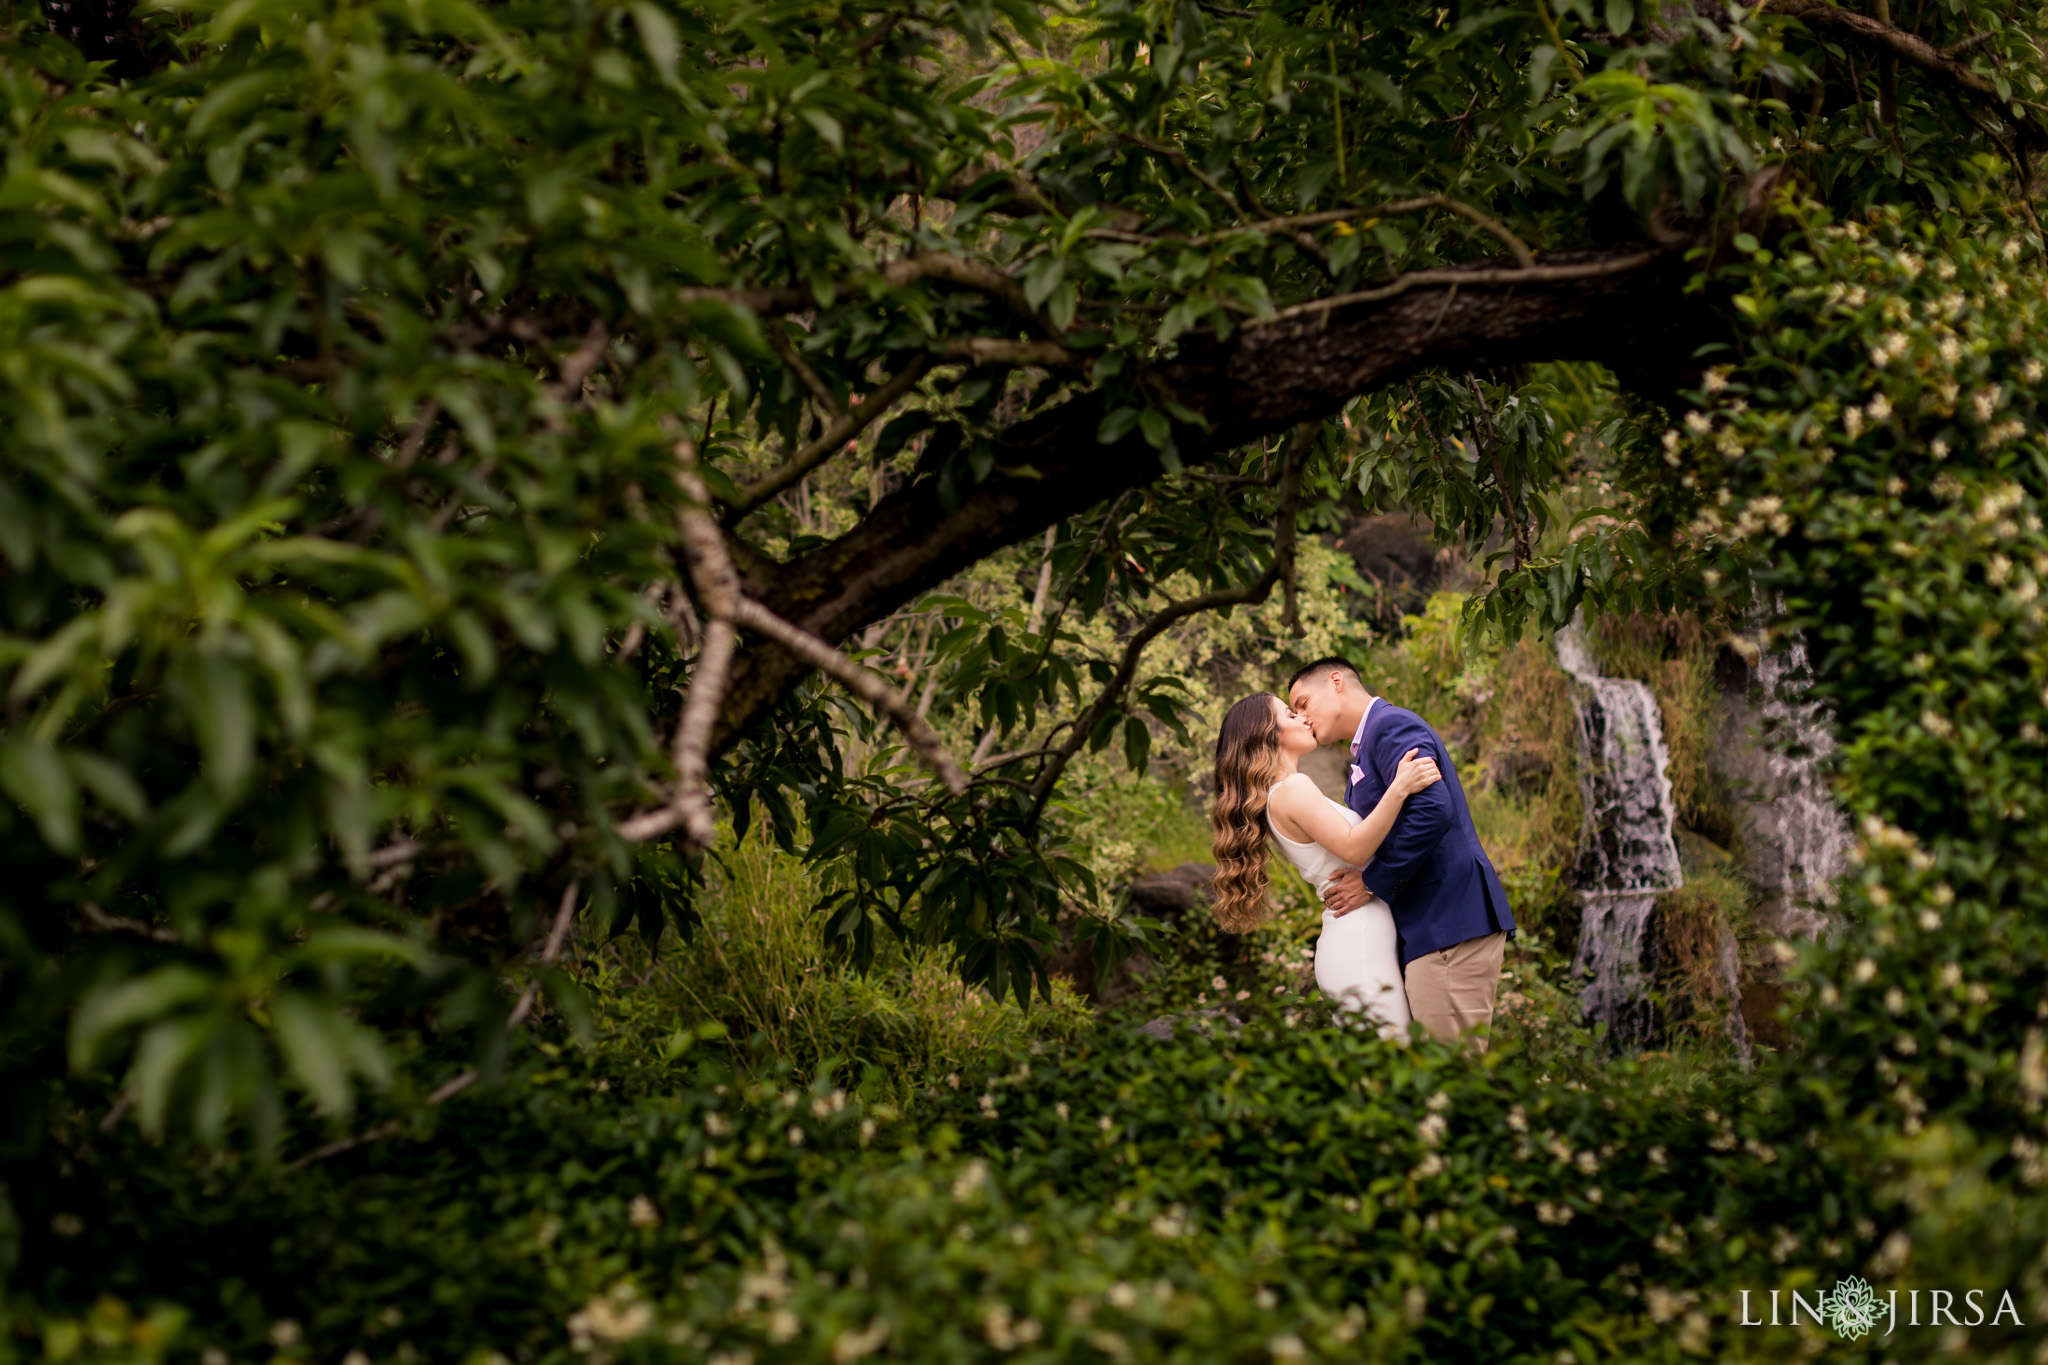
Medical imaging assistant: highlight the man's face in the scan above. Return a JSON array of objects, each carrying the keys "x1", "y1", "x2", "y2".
[{"x1": 1287, "y1": 672, "x2": 1348, "y2": 747}]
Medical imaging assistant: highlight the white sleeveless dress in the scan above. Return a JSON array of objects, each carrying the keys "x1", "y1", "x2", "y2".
[{"x1": 1267, "y1": 788, "x2": 1412, "y2": 1037}]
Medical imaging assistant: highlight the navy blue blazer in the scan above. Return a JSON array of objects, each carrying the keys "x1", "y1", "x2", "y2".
[{"x1": 1345, "y1": 701, "x2": 1515, "y2": 967}]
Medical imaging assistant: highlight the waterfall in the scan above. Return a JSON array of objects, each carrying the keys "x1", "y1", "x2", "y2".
[
  {"x1": 1741, "y1": 641, "x2": 1850, "y2": 938},
  {"x1": 1554, "y1": 617, "x2": 1683, "y2": 1049}
]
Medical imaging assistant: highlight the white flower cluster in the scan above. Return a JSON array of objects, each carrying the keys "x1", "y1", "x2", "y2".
[
  {"x1": 568, "y1": 1284, "x2": 653, "y2": 1351},
  {"x1": 1868, "y1": 331, "x2": 1909, "y2": 367},
  {"x1": 832, "y1": 1318, "x2": 891, "y2": 1362},
  {"x1": 1729, "y1": 495, "x2": 1790, "y2": 540},
  {"x1": 981, "y1": 1302, "x2": 1043, "y2": 1349},
  {"x1": 2011, "y1": 1135, "x2": 2046, "y2": 1187},
  {"x1": 1149, "y1": 1205, "x2": 1189, "y2": 1238},
  {"x1": 1646, "y1": 1286, "x2": 1702, "y2": 1326},
  {"x1": 951, "y1": 1158, "x2": 990, "y2": 1202},
  {"x1": 1894, "y1": 1081, "x2": 1927, "y2": 1134}
]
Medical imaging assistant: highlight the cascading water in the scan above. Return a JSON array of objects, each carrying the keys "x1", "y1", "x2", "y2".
[
  {"x1": 1554, "y1": 617, "x2": 1684, "y2": 1049},
  {"x1": 1741, "y1": 641, "x2": 1851, "y2": 938}
]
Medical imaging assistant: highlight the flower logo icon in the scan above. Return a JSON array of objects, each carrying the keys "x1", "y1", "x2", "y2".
[{"x1": 1823, "y1": 1276, "x2": 1882, "y2": 1341}]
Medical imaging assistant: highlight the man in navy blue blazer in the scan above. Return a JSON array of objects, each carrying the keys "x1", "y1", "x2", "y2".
[{"x1": 1287, "y1": 656, "x2": 1515, "y2": 1047}]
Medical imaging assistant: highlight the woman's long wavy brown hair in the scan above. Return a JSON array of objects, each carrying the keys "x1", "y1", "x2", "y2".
[{"x1": 1210, "y1": 693, "x2": 1289, "y2": 932}]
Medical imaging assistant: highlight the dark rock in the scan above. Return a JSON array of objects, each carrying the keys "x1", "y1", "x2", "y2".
[
  {"x1": 1706, "y1": 655, "x2": 1845, "y2": 944},
  {"x1": 1484, "y1": 737, "x2": 1556, "y2": 795},
  {"x1": 1044, "y1": 925, "x2": 1154, "y2": 1007},
  {"x1": 1739, "y1": 977, "x2": 1793, "y2": 1051},
  {"x1": 1336, "y1": 513, "x2": 1460, "y2": 625},
  {"x1": 1049, "y1": 864, "x2": 1214, "y2": 1006},
  {"x1": 1127, "y1": 863, "x2": 1215, "y2": 920}
]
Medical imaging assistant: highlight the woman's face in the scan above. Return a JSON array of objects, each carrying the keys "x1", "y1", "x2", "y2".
[{"x1": 1269, "y1": 696, "x2": 1318, "y2": 757}]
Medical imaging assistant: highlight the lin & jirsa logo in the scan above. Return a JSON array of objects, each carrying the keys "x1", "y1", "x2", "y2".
[{"x1": 1738, "y1": 1276, "x2": 2025, "y2": 1339}]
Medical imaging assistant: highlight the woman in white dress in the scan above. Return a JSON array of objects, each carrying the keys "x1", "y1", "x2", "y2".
[{"x1": 1209, "y1": 692, "x2": 1442, "y2": 1035}]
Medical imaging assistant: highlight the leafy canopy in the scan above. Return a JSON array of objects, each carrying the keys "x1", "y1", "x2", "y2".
[{"x1": 1, "y1": 0, "x2": 2043, "y2": 1150}]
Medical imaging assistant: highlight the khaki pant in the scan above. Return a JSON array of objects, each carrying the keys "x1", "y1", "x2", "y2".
[{"x1": 1403, "y1": 931, "x2": 1507, "y2": 1050}]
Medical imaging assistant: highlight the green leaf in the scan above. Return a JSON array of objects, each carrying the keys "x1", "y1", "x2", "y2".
[
  {"x1": 71, "y1": 966, "x2": 216, "y2": 1072},
  {"x1": 296, "y1": 928, "x2": 431, "y2": 970},
  {"x1": 185, "y1": 654, "x2": 255, "y2": 799},
  {"x1": 540, "y1": 967, "x2": 597, "y2": 1045},
  {"x1": 1023, "y1": 255, "x2": 1066, "y2": 311},
  {"x1": 798, "y1": 108, "x2": 844, "y2": 151},
  {"x1": 1098, "y1": 407, "x2": 1140, "y2": 444},
  {"x1": 0, "y1": 737, "x2": 80, "y2": 854},
  {"x1": 129, "y1": 1016, "x2": 215, "y2": 1136},
  {"x1": 66, "y1": 751, "x2": 149, "y2": 823},
  {"x1": 1123, "y1": 716, "x2": 1151, "y2": 773},
  {"x1": 271, "y1": 992, "x2": 355, "y2": 1118},
  {"x1": 630, "y1": 2, "x2": 681, "y2": 84}
]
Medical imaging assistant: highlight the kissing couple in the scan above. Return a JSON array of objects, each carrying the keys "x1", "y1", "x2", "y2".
[{"x1": 1210, "y1": 657, "x2": 1517, "y2": 1048}]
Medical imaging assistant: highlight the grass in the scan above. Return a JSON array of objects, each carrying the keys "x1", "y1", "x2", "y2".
[{"x1": 583, "y1": 822, "x2": 1093, "y2": 1102}]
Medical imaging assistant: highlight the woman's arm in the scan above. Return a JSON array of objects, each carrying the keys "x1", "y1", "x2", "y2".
[{"x1": 1268, "y1": 752, "x2": 1440, "y2": 867}]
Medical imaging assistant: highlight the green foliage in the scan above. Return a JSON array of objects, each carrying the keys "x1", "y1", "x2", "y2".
[
  {"x1": 38, "y1": 993, "x2": 2048, "y2": 1363},
  {"x1": 1603, "y1": 203, "x2": 2048, "y2": 1130},
  {"x1": 1651, "y1": 866, "x2": 1752, "y2": 1051},
  {"x1": 0, "y1": 0, "x2": 1124, "y2": 1147},
  {"x1": 10, "y1": 8, "x2": 2048, "y2": 1363},
  {"x1": 4, "y1": 0, "x2": 2043, "y2": 1150},
  {"x1": 588, "y1": 822, "x2": 1093, "y2": 1101},
  {"x1": 0, "y1": 1013, "x2": 1816, "y2": 1365}
]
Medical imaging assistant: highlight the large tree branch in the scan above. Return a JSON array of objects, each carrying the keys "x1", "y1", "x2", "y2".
[
  {"x1": 1262, "y1": 251, "x2": 1661, "y2": 323},
  {"x1": 1762, "y1": 0, "x2": 2048, "y2": 163},
  {"x1": 1022, "y1": 435, "x2": 1307, "y2": 828},
  {"x1": 935, "y1": 337, "x2": 1083, "y2": 369},
  {"x1": 715, "y1": 243, "x2": 1710, "y2": 752},
  {"x1": 619, "y1": 441, "x2": 968, "y2": 846},
  {"x1": 1761, "y1": 0, "x2": 2012, "y2": 103},
  {"x1": 727, "y1": 598, "x2": 968, "y2": 796}
]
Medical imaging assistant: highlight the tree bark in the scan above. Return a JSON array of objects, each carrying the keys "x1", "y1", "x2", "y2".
[{"x1": 719, "y1": 244, "x2": 1713, "y2": 748}]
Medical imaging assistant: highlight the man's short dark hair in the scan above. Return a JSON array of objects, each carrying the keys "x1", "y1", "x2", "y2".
[{"x1": 1286, "y1": 656, "x2": 1362, "y2": 693}]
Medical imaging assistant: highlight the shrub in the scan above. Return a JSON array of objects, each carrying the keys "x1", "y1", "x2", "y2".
[{"x1": 585, "y1": 824, "x2": 1093, "y2": 1102}]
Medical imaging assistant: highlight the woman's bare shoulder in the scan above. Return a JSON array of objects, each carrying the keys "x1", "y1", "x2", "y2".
[{"x1": 1266, "y1": 772, "x2": 1325, "y2": 810}]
